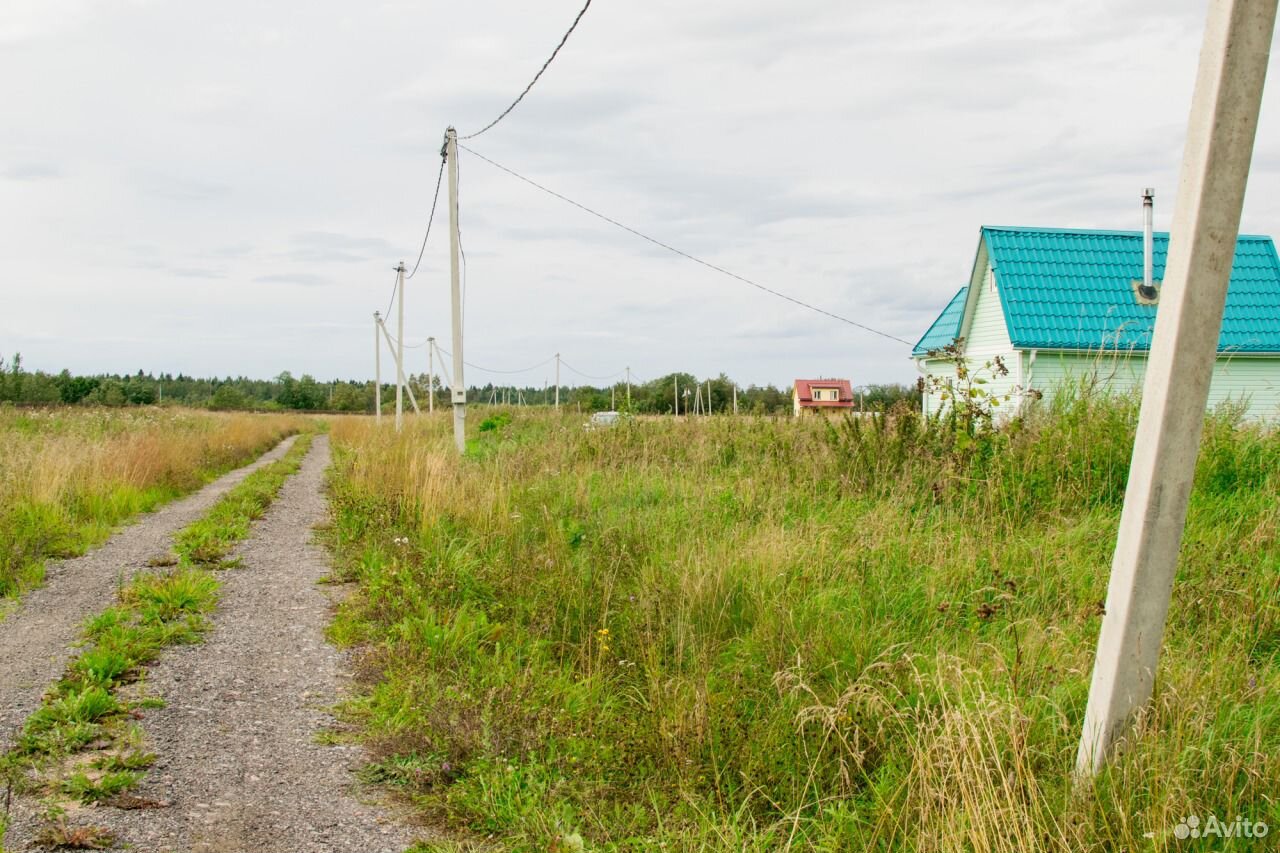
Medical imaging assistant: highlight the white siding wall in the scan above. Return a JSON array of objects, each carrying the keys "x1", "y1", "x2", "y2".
[
  {"x1": 1028, "y1": 351, "x2": 1280, "y2": 422},
  {"x1": 960, "y1": 263, "x2": 1021, "y2": 417},
  {"x1": 920, "y1": 358, "x2": 956, "y2": 418}
]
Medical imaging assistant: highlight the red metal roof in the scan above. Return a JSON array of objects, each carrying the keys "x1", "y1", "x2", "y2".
[{"x1": 794, "y1": 378, "x2": 854, "y2": 408}]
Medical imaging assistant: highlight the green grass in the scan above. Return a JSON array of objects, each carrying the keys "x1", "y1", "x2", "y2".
[
  {"x1": 0, "y1": 409, "x2": 305, "y2": 600},
  {"x1": 173, "y1": 434, "x2": 313, "y2": 567},
  {"x1": 2, "y1": 432, "x2": 315, "y2": 810},
  {"x1": 325, "y1": 395, "x2": 1280, "y2": 852}
]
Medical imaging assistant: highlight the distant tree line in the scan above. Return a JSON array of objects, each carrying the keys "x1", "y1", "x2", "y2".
[{"x1": 0, "y1": 354, "x2": 919, "y2": 415}]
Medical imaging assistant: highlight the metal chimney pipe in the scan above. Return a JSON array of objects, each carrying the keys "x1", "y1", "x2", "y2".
[{"x1": 1140, "y1": 188, "x2": 1157, "y2": 300}]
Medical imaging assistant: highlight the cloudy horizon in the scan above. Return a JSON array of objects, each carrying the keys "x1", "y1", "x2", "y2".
[{"x1": 4, "y1": 0, "x2": 1280, "y2": 389}]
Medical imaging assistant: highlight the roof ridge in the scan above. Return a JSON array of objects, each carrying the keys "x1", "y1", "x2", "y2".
[{"x1": 982, "y1": 224, "x2": 1273, "y2": 240}]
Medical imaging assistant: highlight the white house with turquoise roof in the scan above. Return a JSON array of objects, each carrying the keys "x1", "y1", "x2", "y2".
[{"x1": 913, "y1": 226, "x2": 1280, "y2": 421}]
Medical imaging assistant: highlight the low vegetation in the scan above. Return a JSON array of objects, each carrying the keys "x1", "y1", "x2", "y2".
[
  {"x1": 1, "y1": 434, "x2": 314, "y2": 840},
  {"x1": 325, "y1": 394, "x2": 1278, "y2": 851},
  {"x1": 0, "y1": 408, "x2": 304, "y2": 600}
]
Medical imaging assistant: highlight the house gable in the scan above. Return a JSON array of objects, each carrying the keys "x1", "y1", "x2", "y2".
[{"x1": 793, "y1": 378, "x2": 854, "y2": 408}]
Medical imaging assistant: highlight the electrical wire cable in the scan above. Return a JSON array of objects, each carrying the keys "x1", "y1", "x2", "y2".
[
  {"x1": 382, "y1": 269, "x2": 399, "y2": 320},
  {"x1": 458, "y1": 143, "x2": 914, "y2": 346},
  {"x1": 407, "y1": 157, "x2": 446, "y2": 280},
  {"x1": 376, "y1": 323, "x2": 428, "y2": 349},
  {"x1": 434, "y1": 345, "x2": 558, "y2": 375},
  {"x1": 460, "y1": 0, "x2": 594, "y2": 140},
  {"x1": 560, "y1": 359, "x2": 626, "y2": 381}
]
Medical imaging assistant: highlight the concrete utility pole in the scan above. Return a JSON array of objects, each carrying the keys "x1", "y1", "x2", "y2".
[
  {"x1": 555, "y1": 353, "x2": 561, "y2": 410},
  {"x1": 626, "y1": 366, "x2": 631, "y2": 409},
  {"x1": 732, "y1": 383, "x2": 737, "y2": 415},
  {"x1": 394, "y1": 261, "x2": 406, "y2": 432},
  {"x1": 427, "y1": 337, "x2": 435, "y2": 413},
  {"x1": 611, "y1": 385, "x2": 615, "y2": 410},
  {"x1": 373, "y1": 311, "x2": 382, "y2": 424},
  {"x1": 674, "y1": 376, "x2": 679, "y2": 416},
  {"x1": 1076, "y1": 0, "x2": 1277, "y2": 778},
  {"x1": 445, "y1": 128, "x2": 466, "y2": 454},
  {"x1": 377, "y1": 318, "x2": 420, "y2": 414}
]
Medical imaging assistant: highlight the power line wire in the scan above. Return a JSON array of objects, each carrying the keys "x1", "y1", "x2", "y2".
[
  {"x1": 458, "y1": 143, "x2": 914, "y2": 346},
  {"x1": 560, "y1": 359, "x2": 625, "y2": 381},
  {"x1": 382, "y1": 269, "x2": 399, "y2": 319},
  {"x1": 407, "y1": 157, "x2": 446, "y2": 280},
  {"x1": 460, "y1": 0, "x2": 594, "y2": 140},
  {"x1": 434, "y1": 345, "x2": 557, "y2": 375}
]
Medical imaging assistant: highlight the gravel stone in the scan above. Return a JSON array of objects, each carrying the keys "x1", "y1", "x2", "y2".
[
  {"x1": 0, "y1": 436, "x2": 298, "y2": 751},
  {"x1": 4, "y1": 435, "x2": 423, "y2": 851}
]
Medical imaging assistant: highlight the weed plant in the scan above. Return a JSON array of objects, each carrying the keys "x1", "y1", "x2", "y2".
[
  {"x1": 325, "y1": 392, "x2": 1279, "y2": 851},
  {"x1": 2, "y1": 433, "x2": 314, "y2": 820}
]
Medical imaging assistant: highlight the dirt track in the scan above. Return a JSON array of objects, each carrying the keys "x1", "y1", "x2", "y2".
[
  {"x1": 3, "y1": 435, "x2": 420, "y2": 852},
  {"x1": 0, "y1": 436, "x2": 297, "y2": 754}
]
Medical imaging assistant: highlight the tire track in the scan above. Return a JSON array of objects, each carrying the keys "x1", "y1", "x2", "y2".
[
  {"x1": 0, "y1": 436, "x2": 298, "y2": 753},
  {"x1": 72, "y1": 434, "x2": 418, "y2": 852}
]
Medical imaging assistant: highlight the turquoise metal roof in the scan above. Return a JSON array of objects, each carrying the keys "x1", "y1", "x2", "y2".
[
  {"x1": 912, "y1": 286, "x2": 967, "y2": 356},
  {"x1": 915, "y1": 226, "x2": 1280, "y2": 356}
]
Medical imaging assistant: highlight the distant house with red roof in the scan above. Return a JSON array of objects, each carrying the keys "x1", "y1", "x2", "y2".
[{"x1": 792, "y1": 378, "x2": 854, "y2": 416}]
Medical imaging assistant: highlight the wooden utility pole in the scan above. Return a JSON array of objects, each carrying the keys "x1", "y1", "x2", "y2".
[
  {"x1": 373, "y1": 311, "x2": 382, "y2": 424},
  {"x1": 445, "y1": 128, "x2": 466, "y2": 454},
  {"x1": 1076, "y1": 0, "x2": 1277, "y2": 777}
]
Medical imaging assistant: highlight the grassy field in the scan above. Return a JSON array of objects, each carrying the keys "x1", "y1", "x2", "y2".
[
  {"x1": 0, "y1": 408, "x2": 305, "y2": 600},
  {"x1": 324, "y1": 397, "x2": 1279, "y2": 852}
]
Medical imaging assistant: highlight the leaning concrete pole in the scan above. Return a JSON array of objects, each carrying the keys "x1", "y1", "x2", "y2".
[
  {"x1": 378, "y1": 318, "x2": 420, "y2": 414},
  {"x1": 445, "y1": 128, "x2": 466, "y2": 454},
  {"x1": 1076, "y1": 0, "x2": 1276, "y2": 777}
]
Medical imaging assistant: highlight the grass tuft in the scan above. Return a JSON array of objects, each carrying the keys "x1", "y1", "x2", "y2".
[
  {"x1": 3, "y1": 430, "x2": 317, "y2": 816},
  {"x1": 324, "y1": 395, "x2": 1280, "y2": 850}
]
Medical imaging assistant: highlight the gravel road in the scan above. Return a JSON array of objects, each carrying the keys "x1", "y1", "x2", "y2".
[
  {"x1": 4, "y1": 434, "x2": 422, "y2": 851},
  {"x1": 0, "y1": 435, "x2": 297, "y2": 753}
]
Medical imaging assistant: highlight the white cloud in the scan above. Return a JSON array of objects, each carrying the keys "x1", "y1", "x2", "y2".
[{"x1": 0, "y1": 0, "x2": 1275, "y2": 389}]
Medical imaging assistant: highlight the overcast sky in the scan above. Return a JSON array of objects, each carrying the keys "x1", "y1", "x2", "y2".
[{"x1": 4, "y1": 0, "x2": 1280, "y2": 388}]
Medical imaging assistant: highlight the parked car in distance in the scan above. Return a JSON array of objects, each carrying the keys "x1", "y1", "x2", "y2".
[{"x1": 585, "y1": 411, "x2": 621, "y2": 429}]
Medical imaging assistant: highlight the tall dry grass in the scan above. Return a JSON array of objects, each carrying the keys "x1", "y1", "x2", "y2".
[
  {"x1": 326, "y1": 400, "x2": 1279, "y2": 851},
  {"x1": 0, "y1": 407, "x2": 306, "y2": 597}
]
